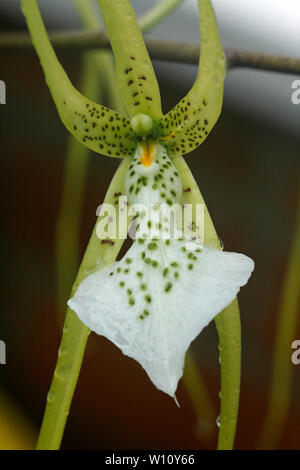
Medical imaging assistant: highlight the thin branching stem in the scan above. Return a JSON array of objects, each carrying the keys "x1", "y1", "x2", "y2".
[{"x1": 2, "y1": 30, "x2": 300, "y2": 75}]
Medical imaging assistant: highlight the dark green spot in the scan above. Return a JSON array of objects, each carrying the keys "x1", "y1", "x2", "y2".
[
  {"x1": 164, "y1": 282, "x2": 173, "y2": 293},
  {"x1": 147, "y1": 242, "x2": 157, "y2": 250}
]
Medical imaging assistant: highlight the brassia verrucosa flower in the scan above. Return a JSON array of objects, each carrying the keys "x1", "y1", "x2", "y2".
[{"x1": 22, "y1": 0, "x2": 254, "y2": 400}]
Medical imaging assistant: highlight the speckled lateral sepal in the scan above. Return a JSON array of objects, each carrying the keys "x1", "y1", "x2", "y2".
[{"x1": 158, "y1": 0, "x2": 226, "y2": 156}]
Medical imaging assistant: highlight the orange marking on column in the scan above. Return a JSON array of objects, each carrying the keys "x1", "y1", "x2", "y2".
[{"x1": 140, "y1": 142, "x2": 154, "y2": 167}]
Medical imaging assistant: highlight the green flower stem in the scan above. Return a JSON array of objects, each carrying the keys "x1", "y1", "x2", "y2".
[
  {"x1": 36, "y1": 157, "x2": 131, "y2": 450},
  {"x1": 257, "y1": 203, "x2": 300, "y2": 449},
  {"x1": 139, "y1": 0, "x2": 184, "y2": 33},
  {"x1": 36, "y1": 312, "x2": 89, "y2": 450},
  {"x1": 173, "y1": 155, "x2": 241, "y2": 450},
  {"x1": 214, "y1": 300, "x2": 241, "y2": 450}
]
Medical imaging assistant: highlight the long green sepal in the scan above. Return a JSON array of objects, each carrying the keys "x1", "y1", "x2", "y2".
[
  {"x1": 97, "y1": 0, "x2": 163, "y2": 121},
  {"x1": 36, "y1": 157, "x2": 131, "y2": 449},
  {"x1": 158, "y1": 0, "x2": 225, "y2": 156},
  {"x1": 21, "y1": 0, "x2": 136, "y2": 158},
  {"x1": 173, "y1": 155, "x2": 241, "y2": 450}
]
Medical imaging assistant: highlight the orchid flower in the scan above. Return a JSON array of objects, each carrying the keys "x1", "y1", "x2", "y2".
[{"x1": 22, "y1": 0, "x2": 254, "y2": 400}]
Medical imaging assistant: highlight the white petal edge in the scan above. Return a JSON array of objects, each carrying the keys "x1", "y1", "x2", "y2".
[{"x1": 68, "y1": 242, "x2": 254, "y2": 398}]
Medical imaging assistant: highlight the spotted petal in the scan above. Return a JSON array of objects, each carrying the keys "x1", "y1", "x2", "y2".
[
  {"x1": 21, "y1": 0, "x2": 136, "y2": 158},
  {"x1": 68, "y1": 238, "x2": 253, "y2": 398},
  {"x1": 158, "y1": 0, "x2": 225, "y2": 156},
  {"x1": 68, "y1": 143, "x2": 254, "y2": 398},
  {"x1": 98, "y1": 0, "x2": 163, "y2": 121}
]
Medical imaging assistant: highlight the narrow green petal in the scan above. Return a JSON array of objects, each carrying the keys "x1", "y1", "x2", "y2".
[
  {"x1": 21, "y1": 0, "x2": 136, "y2": 158},
  {"x1": 158, "y1": 0, "x2": 225, "y2": 156},
  {"x1": 97, "y1": 0, "x2": 162, "y2": 121}
]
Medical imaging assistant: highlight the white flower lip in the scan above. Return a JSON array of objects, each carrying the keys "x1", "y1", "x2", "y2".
[
  {"x1": 68, "y1": 144, "x2": 255, "y2": 399},
  {"x1": 68, "y1": 241, "x2": 254, "y2": 399}
]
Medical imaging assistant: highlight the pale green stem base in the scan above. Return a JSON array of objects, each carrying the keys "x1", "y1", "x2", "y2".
[{"x1": 36, "y1": 310, "x2": 89, "y2": 449}]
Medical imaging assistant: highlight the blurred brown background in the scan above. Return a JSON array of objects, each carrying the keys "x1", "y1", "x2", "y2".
[{"x1": 0, "y1": 8, "x2": 299, "y2": 450}]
